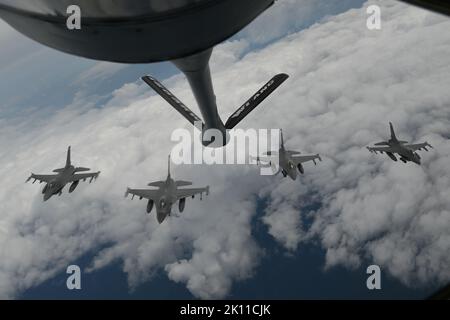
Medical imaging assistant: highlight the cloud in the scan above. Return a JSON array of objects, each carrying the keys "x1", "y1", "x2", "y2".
[
  {"x1": 0, "y1": 0, "x2": 449, "y2": 299},
  {"x1": 74, "y1": 62, "x2": 128, "y2": 85}
]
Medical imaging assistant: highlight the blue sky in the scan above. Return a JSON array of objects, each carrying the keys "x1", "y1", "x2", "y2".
[{"x1": 0, "y1": 0, "x2": 449, "y2": 299}]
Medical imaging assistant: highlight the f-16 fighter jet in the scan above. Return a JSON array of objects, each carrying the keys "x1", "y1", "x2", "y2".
[
  {"x1": 26, "y1": 146, "x2": 100, "y2": 201},
  {"x1": 125, "y1": 156, "x2": 209, "y2": 224},
  {"x1": 254, "y1": 129, "x2": 322, "y2": 181},
  {"x1": 367, "y1": 122, "x2": 433, "y2": 165}
]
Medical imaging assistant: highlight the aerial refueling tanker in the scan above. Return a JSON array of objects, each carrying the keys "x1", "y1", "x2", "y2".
[
  {"x1": 0, "y1": 0, "x2": 447, "y2": 146},
  {"x1": 0, "y1": 0, "x2": 276, "y2": 63},
  {"x1": 0, "y1": 0, "x2": 291, "y2": 147}
]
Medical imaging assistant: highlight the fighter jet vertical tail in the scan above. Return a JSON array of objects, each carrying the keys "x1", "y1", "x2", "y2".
[
  {"x1": 389, "y1": 122, "x2": 398, "y2": 142},
  {"x1": 168, "y1": 155, "x2": 171, "y2": 179},
  {"x1": 224, "y1": 74, "x2": 289, "y2": 129},
  {"x1": 66, "y1": 146, "x2": 71, "y2": 168}
]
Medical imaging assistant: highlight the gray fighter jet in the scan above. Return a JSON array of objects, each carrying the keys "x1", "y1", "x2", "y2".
[
  {"x1": 367, "y1": 122, "x2": 433, "y2": 165},
  {"x1": 26, "y1": 146, "x2": 100, "y2": 201},
  {"x1": 125, "y1": 156, "x2": 209, "y2": 224},
  {"x1": 255, "y1": 129, "x2": 322, "y2": 181}
]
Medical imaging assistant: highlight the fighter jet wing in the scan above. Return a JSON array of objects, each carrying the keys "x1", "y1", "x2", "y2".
[
  {"x1": 26, "y1": 174, "x2": 56, "y2": 183},
  {"x1": 125, "y1": 188, "x2": 160, "y2": 201},
  {"x1": 367, "y1": 146, "x2": 395, "y2": 153},
  {"x1": 291, "y1": 154, "x2": 322, "y2": 165},
  {"x1": 175, "y1": 187, "x2": 209, "y2": 200},
  {"x1": 69, "y1": 172, "x2": 100, "y2": 183},
  {"x1": 403, "y1": 142, "x2": 433, "y2": 151}
]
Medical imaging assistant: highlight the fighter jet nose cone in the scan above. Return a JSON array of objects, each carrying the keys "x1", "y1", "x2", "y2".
[
  {"x1": 156, "y1": 211, "x2": 166, "y2": 224},
  {"x1": 0, "y1": 0, "x2": 275, "y2": 63},
  {"x1": 288, "y1": 169, "x2": 298, "y2": 181}
]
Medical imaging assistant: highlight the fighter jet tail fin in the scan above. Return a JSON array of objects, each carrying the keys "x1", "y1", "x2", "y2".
[
  {"x1": 389, "y1": 122, "x2": 397, "y2": 142},
  {"x1": 66, "y1": 146, "x2": 71, "y2": 167},
  {"x1": 168, "y1": 155, "x2": 171, "y2": 178},
  {"x1": 225, "y1": 74, "x2": 289, "y2": 129},
  {"x1": 142, "y1": 75, "x2": 204, "y2": 128}
]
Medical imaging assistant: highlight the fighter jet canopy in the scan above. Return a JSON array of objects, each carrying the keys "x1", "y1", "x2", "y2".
[{"x1": 0, "y1": 0, "x2": 274, "y2": 63}]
